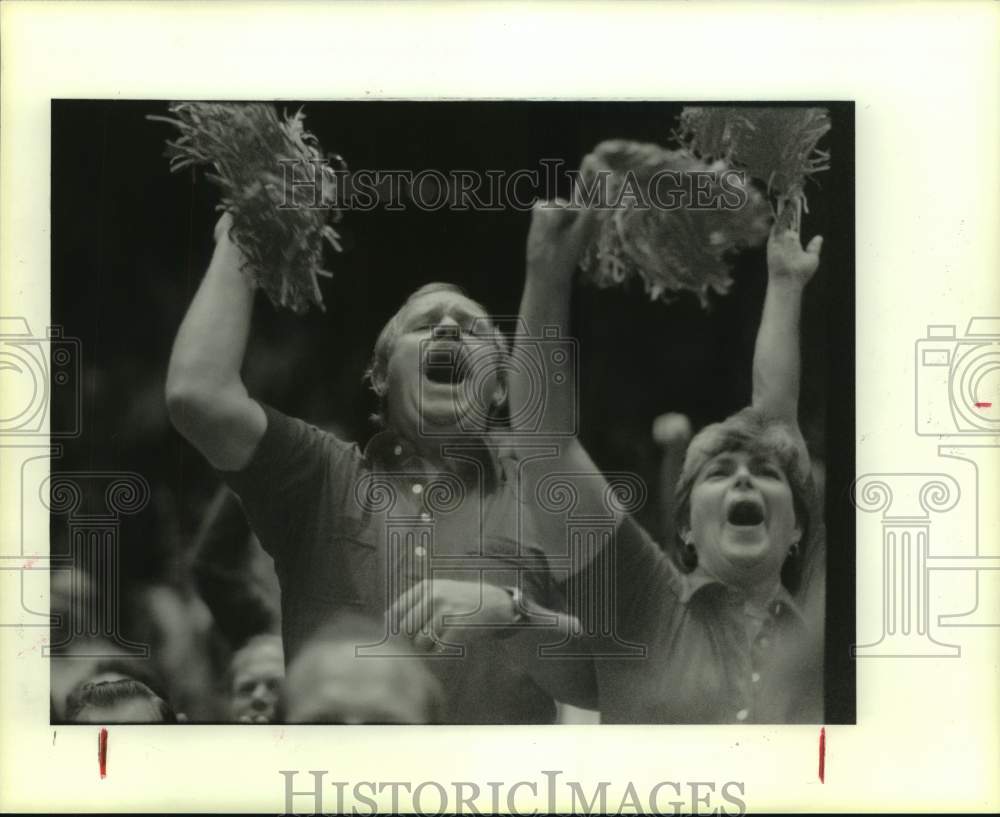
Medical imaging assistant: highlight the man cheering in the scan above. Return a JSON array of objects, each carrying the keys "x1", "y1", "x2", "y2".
[{"x1": 166, "y1": 212, "x2": 563, "y2": 723}]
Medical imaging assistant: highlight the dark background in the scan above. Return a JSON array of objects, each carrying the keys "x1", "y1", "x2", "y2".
[{"x1": 51, "y1": 100, "x2": 855, "y2": 722}]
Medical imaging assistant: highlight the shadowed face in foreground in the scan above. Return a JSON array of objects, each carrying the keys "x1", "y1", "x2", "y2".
[
  {"x1": 229, "y1": 635, "x2": 284, "y2": 724},
  {"x1": 282, "y1": 633, "x2": 443, "y2": 724}
]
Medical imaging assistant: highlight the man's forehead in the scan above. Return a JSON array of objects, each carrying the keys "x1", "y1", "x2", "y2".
[
  {"x1": 404, "y1": 290, "x2": 488, "y2": 321},
  {"x1": 232, "y1": 643, "x2": 284, "y2": 673},
  {"x1": 234, "y1": 655, "x2": 284, "y2": 677}
]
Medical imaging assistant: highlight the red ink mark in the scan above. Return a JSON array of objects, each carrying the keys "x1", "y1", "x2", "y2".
[
  {"x1": 818, "y1": 727, "x2": 826, "y2": 783},
  {"x1": 24, "y1": 558, "x2": 37, "y2": 569},
  {"x1": 975, "y1": 402, "x2": 992, "y2": 409},
  {"x1": 98, "y1": 728, "x2": 108, "y2": 779}
]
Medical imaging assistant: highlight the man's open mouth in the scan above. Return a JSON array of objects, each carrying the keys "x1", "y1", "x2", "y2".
[
  {"x1": 423, "y1": 343, "x2": 470, "y2": 386},
  {"x1": 726, "y1": 498, "x2": 765, "y2": 526}
]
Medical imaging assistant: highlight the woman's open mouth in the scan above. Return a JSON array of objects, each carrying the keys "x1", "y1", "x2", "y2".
[{"x1": 726, "y1": 497, "x2": 765, "y2": 527}]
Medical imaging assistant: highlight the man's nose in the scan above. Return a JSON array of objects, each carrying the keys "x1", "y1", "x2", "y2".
[
  {"x1": 433, "y1": 316, "x2": 461, "y2": 337},
  {"x1": 251, "y1": 682, "x2": 271, "y2": 702},
  {"x1": 732, "y1": 465, "x2": 754, "y2": 487}
]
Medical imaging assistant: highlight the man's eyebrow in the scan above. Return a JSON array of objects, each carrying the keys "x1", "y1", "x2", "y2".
[
  {"x1": 447, "y1": 304, "x2": 482, "y2": 323},
  {"x1": 405, "y1": 304, "x2": 443, "y2": 325}
]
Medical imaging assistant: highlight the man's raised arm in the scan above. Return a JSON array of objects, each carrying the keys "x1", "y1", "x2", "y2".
[
  {"x1": 751, "y1": 215, "x2": 823, "y2": 421},
  {"x1": 514, "y1": 198, "x2": 596, "y2": 443},
  {"x1": 509, "y1": 197, "x2": 618, "y2": 539},
  {"x1": 165, "y1": 213, "x2": 266, "y2": 471}
]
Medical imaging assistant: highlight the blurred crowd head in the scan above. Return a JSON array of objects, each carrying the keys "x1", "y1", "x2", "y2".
[
  {"x1": 64, "y1": 659, "x2": 179, "y2": 723},
  {"x1": 280, "y1": 613, "x2": 444, "y2": 724},
  {"x1": 228, "y1": 633, "x2": 284, "y2": 724}
]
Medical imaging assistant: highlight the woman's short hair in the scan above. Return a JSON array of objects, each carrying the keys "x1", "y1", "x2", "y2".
[{"x1": 672, "y1": 407, "x2": 817, "y2": 593}]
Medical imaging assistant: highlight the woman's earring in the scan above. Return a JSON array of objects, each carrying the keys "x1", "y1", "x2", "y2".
[
  {"x1": 682, "y1": 540, "x2": 698, "y2": 569},
  {"x1": 788, "y1": 542, "x2": 800, "y2": 558}
]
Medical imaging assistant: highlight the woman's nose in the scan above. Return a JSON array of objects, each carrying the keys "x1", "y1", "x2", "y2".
[{"x1": 733, "y1": 465, "x2": 753, "y2": 487}]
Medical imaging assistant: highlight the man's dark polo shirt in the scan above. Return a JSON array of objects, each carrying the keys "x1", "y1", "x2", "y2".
[{"x1": 220, "y1": 404, "x2": 557, "y2": 724}]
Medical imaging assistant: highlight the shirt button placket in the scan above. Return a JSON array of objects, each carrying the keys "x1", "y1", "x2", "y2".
[{"x1": 411, "y1": 481, "x2": 432, "y2": 563}]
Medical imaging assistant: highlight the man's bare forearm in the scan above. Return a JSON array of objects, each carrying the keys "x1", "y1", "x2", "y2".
[
  {"x1": 512, "y1": 270, "x2": 603, "y2": 508},
  {"x1": 166, "y1": 218, "x2": 266, "y2": 470},
  {"x1": 514, "y1": 204, "x2": 618, "y2": 549},
  {"x1": 519, "y1": 263, "x2": 573, "y2": 327},
  {"x1": 512, "y1": 270, "x2": 576, "y2": 434},
  {"x1": 167, "y1": 228, "x2": 253, "y2": 398}
]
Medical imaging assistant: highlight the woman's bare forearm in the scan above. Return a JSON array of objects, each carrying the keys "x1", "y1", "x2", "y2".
[
  {"x1": 752, "y1": 227, "x2": 823, "y2": 422},
  {"x1": 751, "y1": 278, "x2": 806, "y2": 422}
]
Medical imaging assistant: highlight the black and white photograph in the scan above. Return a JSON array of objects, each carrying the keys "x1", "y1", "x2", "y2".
[
  {"x1": 47, "y1": 99, "x2": 855, "y2": 727},
  {"x1": 3, "y1": 3, "x2": 998, "y2": 814}
]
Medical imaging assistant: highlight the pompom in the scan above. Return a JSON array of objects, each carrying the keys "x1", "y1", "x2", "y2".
[
  {"x1": 149, "y1": 102, "x2": 345, "y2": 313},
  {"x1": 579, "y1": 140, "x2": 772, "y2": 306},
  {"x1": 676, "y1": 106, "x2": 831, "y2": 221}
]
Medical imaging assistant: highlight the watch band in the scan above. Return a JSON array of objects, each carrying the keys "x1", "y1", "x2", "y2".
[{"x1": 497, "y1": 585, "x2": 527, "y2": 638}]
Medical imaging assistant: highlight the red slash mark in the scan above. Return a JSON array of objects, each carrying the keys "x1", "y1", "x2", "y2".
[
  {"x1": 818, "y1": 727, "x2": 826, "y2": 783},
  {"x1": 98, "y1": 728, "x2": 108, "y2": 779},
  {"x1": 975, "y1": 402, "x2": 992, "y2": 409}
]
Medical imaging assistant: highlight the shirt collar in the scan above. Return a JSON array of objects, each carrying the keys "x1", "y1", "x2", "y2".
[
  {"x1": 676, "y1": 567, "x2": 807, "y2": 626},
  {"x1": 362, "y1": 427, "x2": 510, "y2": 486}
]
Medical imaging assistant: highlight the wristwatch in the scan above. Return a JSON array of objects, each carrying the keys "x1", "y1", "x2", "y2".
[{"x1": 498, "y1": 585, "x2": 528, "y2": 638}]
